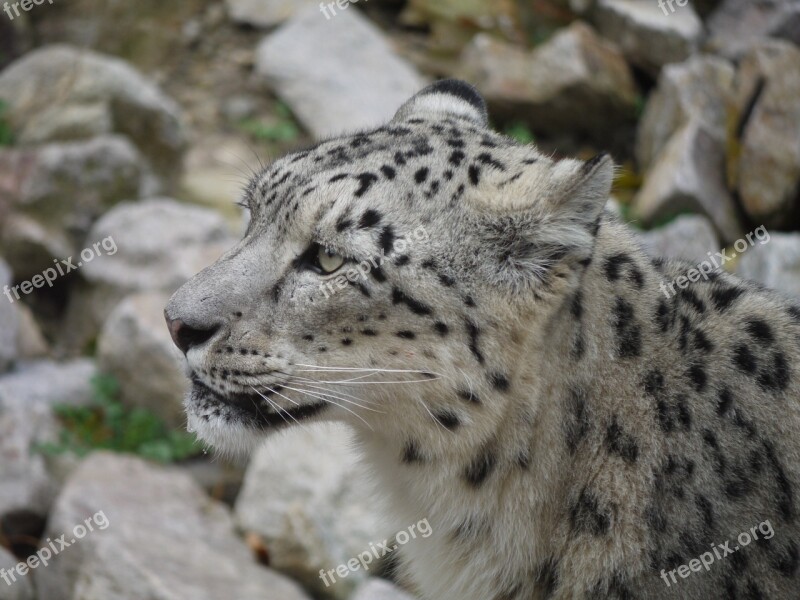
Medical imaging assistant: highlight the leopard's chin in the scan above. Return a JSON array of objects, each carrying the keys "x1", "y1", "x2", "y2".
[{"x1": 183, "y1": 380, "x2": 328, "y2": 458}]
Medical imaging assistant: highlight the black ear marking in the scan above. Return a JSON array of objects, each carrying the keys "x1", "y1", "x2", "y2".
[
  {"x1": 392, "y1": 79, "x2": 488, "y2": 125},
  {"x1": 420, "y1": 79, "x2": 487, "y2": 117}
]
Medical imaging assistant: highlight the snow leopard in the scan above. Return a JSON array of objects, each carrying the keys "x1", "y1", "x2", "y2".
[{"x1": 165, "y1": 79, "x2": 800, "y2": 599}]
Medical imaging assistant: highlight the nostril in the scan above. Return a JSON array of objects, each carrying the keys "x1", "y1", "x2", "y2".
[{"x1": 166, "y1": 317, "x2": 220, "y2": 354}]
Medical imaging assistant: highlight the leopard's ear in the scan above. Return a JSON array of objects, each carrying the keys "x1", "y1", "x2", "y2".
[{"x1": 392, "y1": 79, "x2": 488, "y2": 126}]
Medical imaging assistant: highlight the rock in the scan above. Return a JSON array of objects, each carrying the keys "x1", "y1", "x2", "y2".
[
  {"x1": 592, "y1": 0, "x2": 703, "y2": 75},
  {"x1": 633, "y1": 120, "x2": 743, "y2": 244},
  {"x1": 706, "y1": 0, "x2": 800, "y2": 59},
  {"x1": 235, "y1": 424, "x2": 389, "y2": 599},
  {"x1": 14, "y1": 303, "x2": 48, "y2": 360},
  {"x1": 732, "y1": 40, "x2": 800, "y2": 228},
  {"x1": 57, "y1": 198, "x2": 235, "y2": 355},
  {"x1": 636, "y1": 55, "x2": 735, "y2": 171},
  {"x1": 0, "y1": 258, "x2": 18, "y2": 372},
  {"x1": 352, "y1": 578, "x2": 417, "y2": 600},
  {"x1": 0, "y1": 359, "x2": 97, "y2": 517},
  {"x1": 225, "y1": 0, "x2": 318, "y2": 27},
  {"x1": 35, "y1": 452, "x2": 310, "y2": 600},
  {"x1": 0, "y1": 545, "x2": 34, "y2": 600},
  {"x1": 0, "y1": 136, "x2": 149, "y2": 279},
  {"x1": 736, "y1": 232, "x2": 800, "y2": 298},
  {"x1": 637, "y1": 214, "x2": 720, "y2": 265},
  {"x1": 459, "y1": 22, "x2": 637, "y2": 142},
  {"x1": 255, "y1": 6, "x2": 425, "y2": 139},
  {"x1": 97, "y1": 292, "x2": 188, "y2": 427},
  {"x1": 0, "y1": 44, "x2": 187, "y2": 189}
]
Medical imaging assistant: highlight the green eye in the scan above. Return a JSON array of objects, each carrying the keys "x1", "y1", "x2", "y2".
[{"x1": 317, "y1": 246, "x2": 345, "y2": 274}]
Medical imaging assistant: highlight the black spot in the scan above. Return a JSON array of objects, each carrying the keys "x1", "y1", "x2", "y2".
[
  {"x1": 449, "y1": 150, "x2": 465, "y2": 166},
  {"x1": 489, "y1": 373, "x2": 510, "y2": 392},
  {"x1": 394, "y1": 254, "x2": 410, "y2": 267},
  {"x1": 328, "y1": 173, "x2": 348, "y2": 183},
  {"x1": 570, "y1": 488, "x2": 611, "y2": 536},
  {"x1": 468, "y1": 164, "x2": 481, "y2": 185},
  {"x1": 565, "y1": 387, "x2": 590, "y2": 454},
  {"x1": 745, "y1": 318, "x2": 774, "y2": 344},
  {"x1": 335, "y1": 216, "x2": 352, "y2": 232},
  {"x1": 464, "y1": 447, "x2": 496, "y2": 488},
  {"x1": 688, "y1": 364, "x2": 707, "y2": 391},
  {"x1": 679, "y1": 288, "x2": 706, "y2": 313},
  {"x1": 734, "y1": 344, "x2": 758, "y2": 374},
  {"x1": 758, "y1": 351, "x2": 790, "y2": 392},
  {"x1": 433, "y1": 410, "x2": 460, "y2": 430},
  {"x1": 570, "y1": 292, "x2": 583, "y2": 319},
  {"x1": 476, "y1": 152, "x2": 505, "y2": 171},
  {"x1": 606, "y1": 418, "x2": 639, "y2": 464},
  {"x1": 360, "y1": 329, "x2": 378, "y2": 336},
  {"x1": 465, "y1": 319, "x2": 484, "y2": 364},
  {"x1": 379, "y1": 165, "x2": 396, "y2": 180},
  {"x1": 457, "y1": 389, "x2": 480, "y2": 404},
  {"x1": 402, "y1": 440, "x2": 424, "y2": 464},
  {"x1": 655, "y1": 299, "x2": 672, "y2": 332},
  {"x1": 358, "y1": 209, "x2": 382, "y2": 229},
  {"x1": 341, "y1": 338, "x2": 352, "y2": 346},
  {"x1": 302, "y1": 334, "x2": 314, "y2": 342},
  {"x1": 644, "y1": 369, "x2": 665, "y2": 396},
  {"x1": 604, "y1": 253, "x2": 632, "y2": 281},
  {"x1": 391, "y1": 287, "x2": 433, "y2": 316},
  {"x1": 711, "y1": 286, "x2": 744, "y2": 311},
  {"x1": 379, "y1": 226, "x2": 396, "y2": 254},
  {"x1": 612, "y1": 297, "x2": 641, "y2": 358},
  {"x1": 433, "y1": 321, "x2": 449, "y2": 336},
  {"x1": 414, "y1": 167, "x2": 429, "y2": 184},
  {"x1": 396, "y1": 331, "x2": 416, "y2": 339},
  {"x1": 692, "y1": 330, "x2": 714, "y2": 353},
  {"x1": 717, "y1": 387, "x2": 733, "y2": 416},
  {"x1": 789, "y1": 306, "x2": 800, "y2": 323},
  {"x1": 464, "y1": 295, "x2": 476, "y2": 307}
]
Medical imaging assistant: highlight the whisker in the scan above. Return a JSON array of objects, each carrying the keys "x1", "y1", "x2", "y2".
[
  {"x1": 282, "y1": 385, "x2": 373, "y2": 430},
  {"x1": 285, "y1": 383, "x2": 383, "y2": 413}
]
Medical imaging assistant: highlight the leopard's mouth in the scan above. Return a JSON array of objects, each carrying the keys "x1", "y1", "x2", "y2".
[{"x1": 187, "y1": 377, "x2": 328, "y2": 429}]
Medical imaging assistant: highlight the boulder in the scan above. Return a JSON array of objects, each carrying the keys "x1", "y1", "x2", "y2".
[
  {"x1": 0, "y1": 545, "x2": 34, "y2": 600},
  {"x1": 706, "y1": 0, "x2": 800, "y2": 59},
  {"x1": 235, "y1": 423, "x2": 389, "y2": 599},
  {"x1": 97, "y1": 292, "x2": 188, "y2": 427},
  {"x1": 732, "y1": 40, "x2": 800, "y2": 228},
  {"x1": 0, "y1": 136, "x2": 149, "y2": 280},
  {"x1": 592, "y1": 0, "x2": 703, "y2": 75},
  {"x1": 736, "y1": 232, "x2": 800, "y2": 299},
  {"x1": 637, "y1": 214, "x2": 721, "y2": 265},
  {"x1": 226, "y1": 0, "x2": 319, "y2": 27},
  {"x1": 14, "y1": 303, "x2": 48, "y2": 360},
  {"x1": 352, "y1": 578, "x2": 417, "y2": 600},
  {"x1": 255, "y1": 6, "x2": 425, "y2": 139},
  {"x1": 459, "y1": 22, "x2": 637, "y2": 142},
  {"x1": 0, "y1": 359, "x2": 97, "y2": 518},
  {"x1": 35, "y1": 452, "x2": 310, "y2": 600},
  {"x1": 636, "y1": 55, "x2": 735, "y2": 171},
  {"x1": 633, "y1": 120, "x2": 743, "y2": 243},
  {"x1": 0, "y1": 258, "x2": 18, "y2": 372},
  {"x1": 0, "y1": 45, "x2": 187, "y2": 189}
]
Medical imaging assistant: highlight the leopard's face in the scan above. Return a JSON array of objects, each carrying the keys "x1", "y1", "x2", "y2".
[{"x1": 165, "y1": 80, "x2": 613, "y2": 455}]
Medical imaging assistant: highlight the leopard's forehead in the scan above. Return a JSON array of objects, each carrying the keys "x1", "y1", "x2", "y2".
[{"x1": 242, "y1": 116, "x2": 545, "y2": 244}]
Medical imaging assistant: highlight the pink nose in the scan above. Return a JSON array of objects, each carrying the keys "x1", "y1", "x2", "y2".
[{"x1": 164, "y1": 312, "x2": 219, "y2": 354}]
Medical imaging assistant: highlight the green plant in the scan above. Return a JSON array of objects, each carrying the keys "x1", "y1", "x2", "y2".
[
  {"x1": 34, "y1": 374, "x2": 202, "y2": 463},
  {"x1": 238, "y1": 102, "x2": 300, "y2": 143},
  {"x1": 503, "y1": 121, "x2": 535, "y2": 144},
  {"x1": 0, "y1": 99, "x2": 14, "y2": 146}
]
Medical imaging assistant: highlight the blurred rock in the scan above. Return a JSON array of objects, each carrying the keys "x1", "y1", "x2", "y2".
[
  {"x1": 0, "y1": 136, "x2": 148, "y2": 280},
  {"x1": 706, "y1": 0, "x2": 800, "y2": 59},
  {"x1": 0, "y1": 44, "x2": 187, "y2": 189},
  {"x1": 58, "y1": 198, "x2": 235, "y2": 355},
  {"x1": 36, "y1": 452, "x2": 311, "y2": 600},
  {"x1": 352, "y1": 578, "x2": 417, "y2": 600},
  {"x1": 0, "y1": 258, "x2": 18, "y2": 372},
  {"x1": 14, "y1": 303, "x2": 49, "y2": 360},
  {"x1": 732, "y1": 40, "x2": 800, "y2": 228},
  {"x1": 97, "y1": 292, "x2": 188, "y2": 427},
  {"x1": 0, "y1": 544, "x2": 34, "y2": 600},
  {"x1": 736, "y1": 232, "x2": 800, "y2": 298},
  {"x1": 0, "y1": 359, "x2": 96, "y2": 517},
  {"x1": 633, "y1": 120, "x2": 743, "y2": 243},
  {"x1": 235, "y1": 424, "x2": 388, "y2": 599},
  {"x1": 226, "y1": 0, "x2": 318, "y2": 27},
  {"x1": 460, "y1": 22, "x2": 637, "y2": 143},
  {"x1": 592, "y1": 0, "x2": 702, "y2": 75},
  {"x1": 255, "y1": 6, "x2": 425, "y2": 138},
  {"x1": 637, "y1": 214, "x2": 720, "y2": 264},
  {"x1": 636, "y1": 56, "x2": 734, "y2": 171}
]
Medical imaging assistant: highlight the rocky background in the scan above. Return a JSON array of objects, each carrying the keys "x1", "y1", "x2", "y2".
[{"x1": 0, "y1": 1, "x2": 798, "y2": 599}]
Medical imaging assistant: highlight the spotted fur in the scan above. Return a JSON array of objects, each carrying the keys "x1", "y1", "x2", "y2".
[{"x1": 166, "y1": 80, "x2": 800, "y2": 599}]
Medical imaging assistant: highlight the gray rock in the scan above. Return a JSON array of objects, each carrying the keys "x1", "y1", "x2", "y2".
[
  {"x1": 0, "y1": 136, "x2": 148, "y2": 280},
  {"x1": 13, "y1": 303, "x2": 49, "y2": 360},
  {"x1": 0, "y1": 258, "x2": 18, "y2": 372},
  {"x1": 255, "y1": 6, "x2": 425, "y2": 139},
  {"x1": 97, "y1": 292, "x2": 188, "y2": 427},
  {"x1": 593, "y1": 0, "x2": 703, "y2": 75},
  {"x1": 736, "y1": 232, "x2": 800, "y2": 298},
  {"x1": 459, "y1": 22, "x2": 637, "y2": 141},
  {"x1": 637, "y1": 214, "x2": 720, "y2": 265},
  {"x1": 35, "y1": 452, "x2": 310, "y2": 600},
  {"x1": 0, "y1": 44, "x2": 187, "y2": 189},
  {"x1": 633, "y1": 120, "x2": 743, "y2": 244},
  {"x1": 706, "y1": 0, "x2": 800, "y2": 59},
  {"x1": 352, "y1": 578, "x2": 417, "y2": 600},
  {"x1": 235, "y1": 424, "x2": 389, "y2": 599},
  {"x1": 58, "y1": 198, "x2": 235, "y2": 355},
  {"x1": 636, "y1": 55, "x2": 735, "y2": 171},
  {"x1": 226, "y1": 0, "x2": 319, "y2": 27},
  {"x1": 0, "y1": 545, "x2": 34, "y2": 600},
  {"x1": 0, "y1": 359, "x2": 97, "y2": 517},
  {"x1": 733, "y1": 40, "x2": 800, "y2": 228}
]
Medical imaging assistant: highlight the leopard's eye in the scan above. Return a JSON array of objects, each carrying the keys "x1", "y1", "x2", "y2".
[{"x1": 317, "y1": 246, "x2": 345, "y2": 274}]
